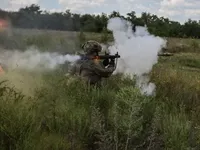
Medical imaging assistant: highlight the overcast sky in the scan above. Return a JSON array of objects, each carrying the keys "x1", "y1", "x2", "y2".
[{"x1": 1, "y1": 0, "x2": 200, "y2": 24}]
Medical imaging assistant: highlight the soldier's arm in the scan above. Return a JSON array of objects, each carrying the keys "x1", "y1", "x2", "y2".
[{"x1": 91, "y1": 61, "x2": 116, "y2": 77}]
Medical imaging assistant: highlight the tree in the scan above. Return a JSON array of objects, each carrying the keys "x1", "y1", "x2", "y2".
[{"x1": 0, "y1": 4, "x2": 199, "y2": 38}]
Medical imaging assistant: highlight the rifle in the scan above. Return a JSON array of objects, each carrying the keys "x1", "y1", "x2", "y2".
[{"x1": 79, "y1": 52, "x2": 120, "y2": 66}]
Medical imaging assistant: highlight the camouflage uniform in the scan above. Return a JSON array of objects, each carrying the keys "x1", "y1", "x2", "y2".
[{"x1": 67, "y1": 40, "x2": 116, "y2": 87}]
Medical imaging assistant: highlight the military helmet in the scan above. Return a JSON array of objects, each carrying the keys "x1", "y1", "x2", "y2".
[{"x1": 82, "y1": 40, "x2": 102, "y2": 54}]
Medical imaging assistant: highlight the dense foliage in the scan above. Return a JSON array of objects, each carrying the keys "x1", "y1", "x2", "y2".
[{"x1": 0, "y1": 4, "x2": 200, "y2": 38}]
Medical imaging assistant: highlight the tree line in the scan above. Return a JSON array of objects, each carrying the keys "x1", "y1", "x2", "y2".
[{"x1": 0, "y1": 4, "x2": 200, "y2": 38}]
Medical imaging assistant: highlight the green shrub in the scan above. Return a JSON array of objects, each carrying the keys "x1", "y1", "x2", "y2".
[{"x1": 0, "y1": 72, "x2": 156, "y2": 150}]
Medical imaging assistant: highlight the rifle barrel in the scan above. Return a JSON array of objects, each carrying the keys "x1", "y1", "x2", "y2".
[
  {"x1": 79, "y1": 53, "x2": 120, "y2": 60},
  {"x1": 97, "y1": 54, "x2": 120, "y2": 59}
]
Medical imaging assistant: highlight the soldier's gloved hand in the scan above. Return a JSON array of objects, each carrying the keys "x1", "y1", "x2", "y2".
[
  {"x1": 103, "y1": 59, "x2": 109, "y2": 66},
  {"x1": 109, "y1": 59, "x2": 115, "y2": 67}
]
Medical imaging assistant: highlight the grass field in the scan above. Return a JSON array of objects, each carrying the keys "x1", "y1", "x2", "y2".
[{"x1": 0, "y1": 28, "x2": 200, "y2": 150}]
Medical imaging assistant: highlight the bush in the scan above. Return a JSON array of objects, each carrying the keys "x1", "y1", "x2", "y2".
[{"x1": 0, "y1": 72, "x2": 157, "y2": 150}]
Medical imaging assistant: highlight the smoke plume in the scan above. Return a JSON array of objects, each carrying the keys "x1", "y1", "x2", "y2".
[
  {"x1": 0, "y1": 47, "x2": 80, "y2": 71},
  {"x1": 107, "y1": 17, "x2": 167, "y2": 96}
]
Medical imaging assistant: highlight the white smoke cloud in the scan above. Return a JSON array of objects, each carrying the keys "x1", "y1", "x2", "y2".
[
  {"x1": 107, "y1": 17, "x2": 167, "y2": 96},
  {"x1": 0, "y1": 47, "x2": 80, "y2": 71}
]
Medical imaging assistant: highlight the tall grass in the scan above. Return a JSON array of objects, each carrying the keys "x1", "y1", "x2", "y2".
[
  {"x1": 1, "y1": 66, "x2": 200, "y2": 149},
  {"x1": 1, "y1": 29, "x2": 200, "y2": 149},
  {"x1": 0, "y1": 72, "x2": 154, "y2": 150}
]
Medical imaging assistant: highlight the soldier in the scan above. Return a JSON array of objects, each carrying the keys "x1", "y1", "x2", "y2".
[{"x1": 66, "y1": 40, "x2": 116, "y2": 87}]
